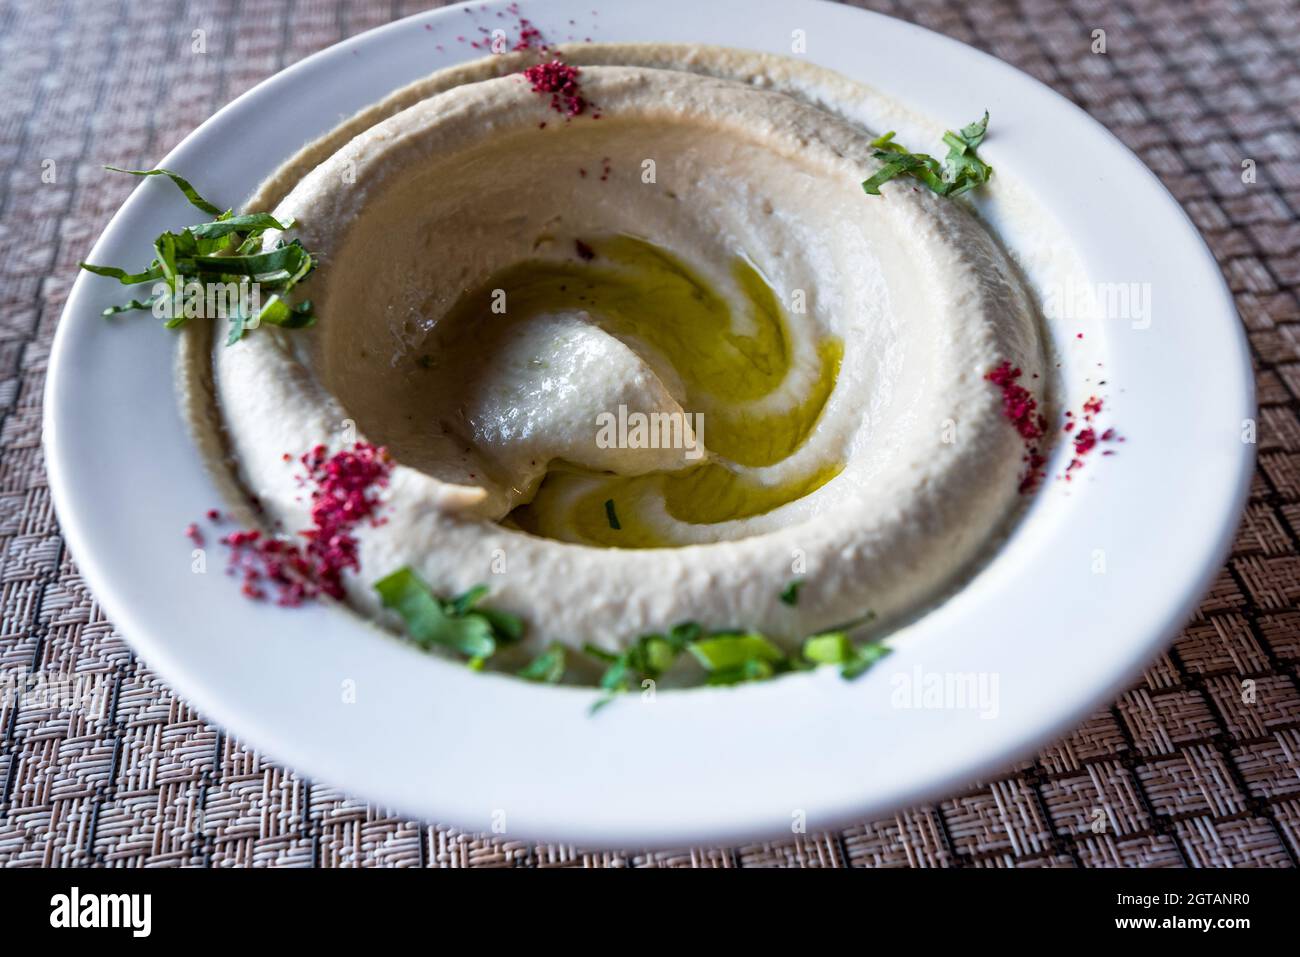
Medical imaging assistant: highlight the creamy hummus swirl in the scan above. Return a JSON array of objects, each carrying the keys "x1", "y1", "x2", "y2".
[{"x1": 199, "y1": 45, "x2": 1049, "y2": 653}]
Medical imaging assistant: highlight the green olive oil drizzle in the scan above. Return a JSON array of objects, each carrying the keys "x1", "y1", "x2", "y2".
[{"x1": 440, "y1": 235, "x2": 843, "y2": 547}]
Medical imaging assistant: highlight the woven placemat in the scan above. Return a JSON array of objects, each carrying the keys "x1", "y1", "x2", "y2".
[{"x1": 1, "y1": 0, "x2": 1297, "y2": 868}]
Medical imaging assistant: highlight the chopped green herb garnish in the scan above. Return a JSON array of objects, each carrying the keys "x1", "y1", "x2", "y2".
[
  {"x1": 801, "y1": 631, "x2": 854, "y2": 665},
  {"x1": 666, "y1": 620, "x2": 702, "y2": 649},
  {"x1": 581, "y1": 613, "x2": 885, "y2": 711},
  {"x1": 588, "y1": 650, "x2": 633, "y2": 714},
  {"x1": 372, "y1": 560, "x2": 885, "y2": 709},
  {"x1": 479, "y1": 607, "x2": 525, "y2": 643},
  {"x1": 604, "y1": 498, "x2": 621, "y2": 530},
  {"x1": 449, "y1": 584, "x2": 489, "y2": 616},
  {"x1": 580, "y1": 642, "x2": 620, "y2": 665},
  {"x1": 779, "y1": 579, "x2": 804, "y2": 606},
  {"x1": 585, "y1": 630, "x2": 683, "y2": 713},
  {"x1": 687, "y1": 632, "x2": 793, "y2": 687},
  {"x1": 862, "y1": 112, "x2": 992, "y2": 198},
  {"x1": 640, "y1": 636, "x2": 680, "y2": 673},
  {"x1": 186, "y1": 211, "x2": 295, "y2": 241},
  {"x1": 374, "y1": 566, "x2": 523, "y2": 664},
  {"x1": 687, "y1": 632, "x2": 784, "y2": 671},
  {"x1": 100, "y1": 296, "x2": 157, "y2": 315},
  {"x1": 518, "y1": 643, "x2": 567, "y2": 684},
  {"x1": 840, "y1": 641, "x2": 891, "y2": 679},
  {"x1": 801, "y1": 630, "x2": 891, "y2": 679},
  {"x1": 448, "y1": 580, "x2": 526, "y2": 641},
  {"x1": 706, "y1": 658, "x2": 778, "y2": 686},
  {"x1": 104, "y1": 166, "x2": 223, "y2": 215},
  {"x1": 79, "y1": 166, "x2": 316, "y2": 343}
]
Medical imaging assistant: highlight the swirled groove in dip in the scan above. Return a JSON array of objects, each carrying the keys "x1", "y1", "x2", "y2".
[{"x1": 190, "y1": 45, "x2": 1053, "y2": 657}]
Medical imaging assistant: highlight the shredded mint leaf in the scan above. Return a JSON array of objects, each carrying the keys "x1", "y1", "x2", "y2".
[
  {"x1": 252, "y1": 296, "x2": 316, "y2": 337},
  {"x1": 779, "y1": 579, "x2": 803, "y2": 606},
  {"x1": 862, "y1": 112, "x2": 992, "y2": 198},
  {"x1": 102, "y1": 296, "x2": 157, "y2": 316},
  {"x1": 225, "y1": 311, "x2": 249, "y2": 347},
  {"x1": 863, "y1": 151, "x2": 944, "y2": 195},
  {"x1": 78, "y1": 261, "x2": 162, "y2": 285},
  {"x1": 186, "y1": 212, "x2": 294, "y2": 241},
  {"x1": 181, "y1": 241, "x2": 312, "y2": 281},
  {"x1": 604, "y1": 498, "x2": 621, "y2": 530},
  {"x1": 104, "y1": 166, "x2": 224, "y2": 216},
  {"x1": 80, "y1": 168, "x2": 316, "y2": 342},
  {"x1": 519, "y1": 643, "x2": 567, "y2": 684}
]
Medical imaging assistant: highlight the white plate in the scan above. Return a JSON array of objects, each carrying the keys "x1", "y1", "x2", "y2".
[{"x1": 44, "y1": 0, "x2": 1253, "y2": 847}]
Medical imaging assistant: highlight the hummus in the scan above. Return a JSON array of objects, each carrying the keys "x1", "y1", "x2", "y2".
[{"x1": 189, "y1": 45, "x2": 1053, "y2": 656}]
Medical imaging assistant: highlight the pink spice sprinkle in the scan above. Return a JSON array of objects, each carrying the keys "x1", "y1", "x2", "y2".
[
  {"x1": 184, "y1": 522, "x2": 203, "y2": 546},
  {"x1": 985, "y1": 361, "x2": 1044, "y2": 442},
  {"x1": 220, "y1": 442, "x2": 392, "y2": 606},
  {"x1": 1059, "y1": 397, "x2": 1122, "y2": 481},
  {"x1": 514, "y1": 19, "x2": 546, "y2": 51},
  {"x1": 984, "y1": 360, "x2": 1047, "y2": 494},
  {"x1": 985, "y1": 362, "x2": 1122, "y2": 490},
  {"x1": 298, "y1": 441, "x2": 392, "y2": 598},
  {"x1": 523, "y1": 60, "x2": 587, "y2": 116}
]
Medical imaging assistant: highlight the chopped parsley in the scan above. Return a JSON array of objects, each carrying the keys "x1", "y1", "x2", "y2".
[
  {"x1": 79, "y1": 166, "x2": 317, "y2": 344},
  {"x1": 802, "y1": 630, "x2": 891, "y2": 679},
  {"x1": 862, "y1": 112, "x2": 992, "y2": 198},
  {"x1": 583, "y1": 618, "x2": 887, "y2": 713},
  {"x1": 688, "y1": 632, "x2": 790, "y2": 686},
  {"x1": 518, "y1": 643, "x2": 567, "y2": 684},
  {"x1": 370, "y1": 572, "x2": 886, "y2": 712},
  {"x1": 374, "y1": 566, "x2": 522, "y2": 663},
  {"x1": 584, "y1": 622, "x2": 699, "y2": 713}
]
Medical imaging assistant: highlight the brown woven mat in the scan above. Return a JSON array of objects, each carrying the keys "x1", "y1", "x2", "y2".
[{"x1": 1, "y1": 0, "x2": 1297, "y2": 868}]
